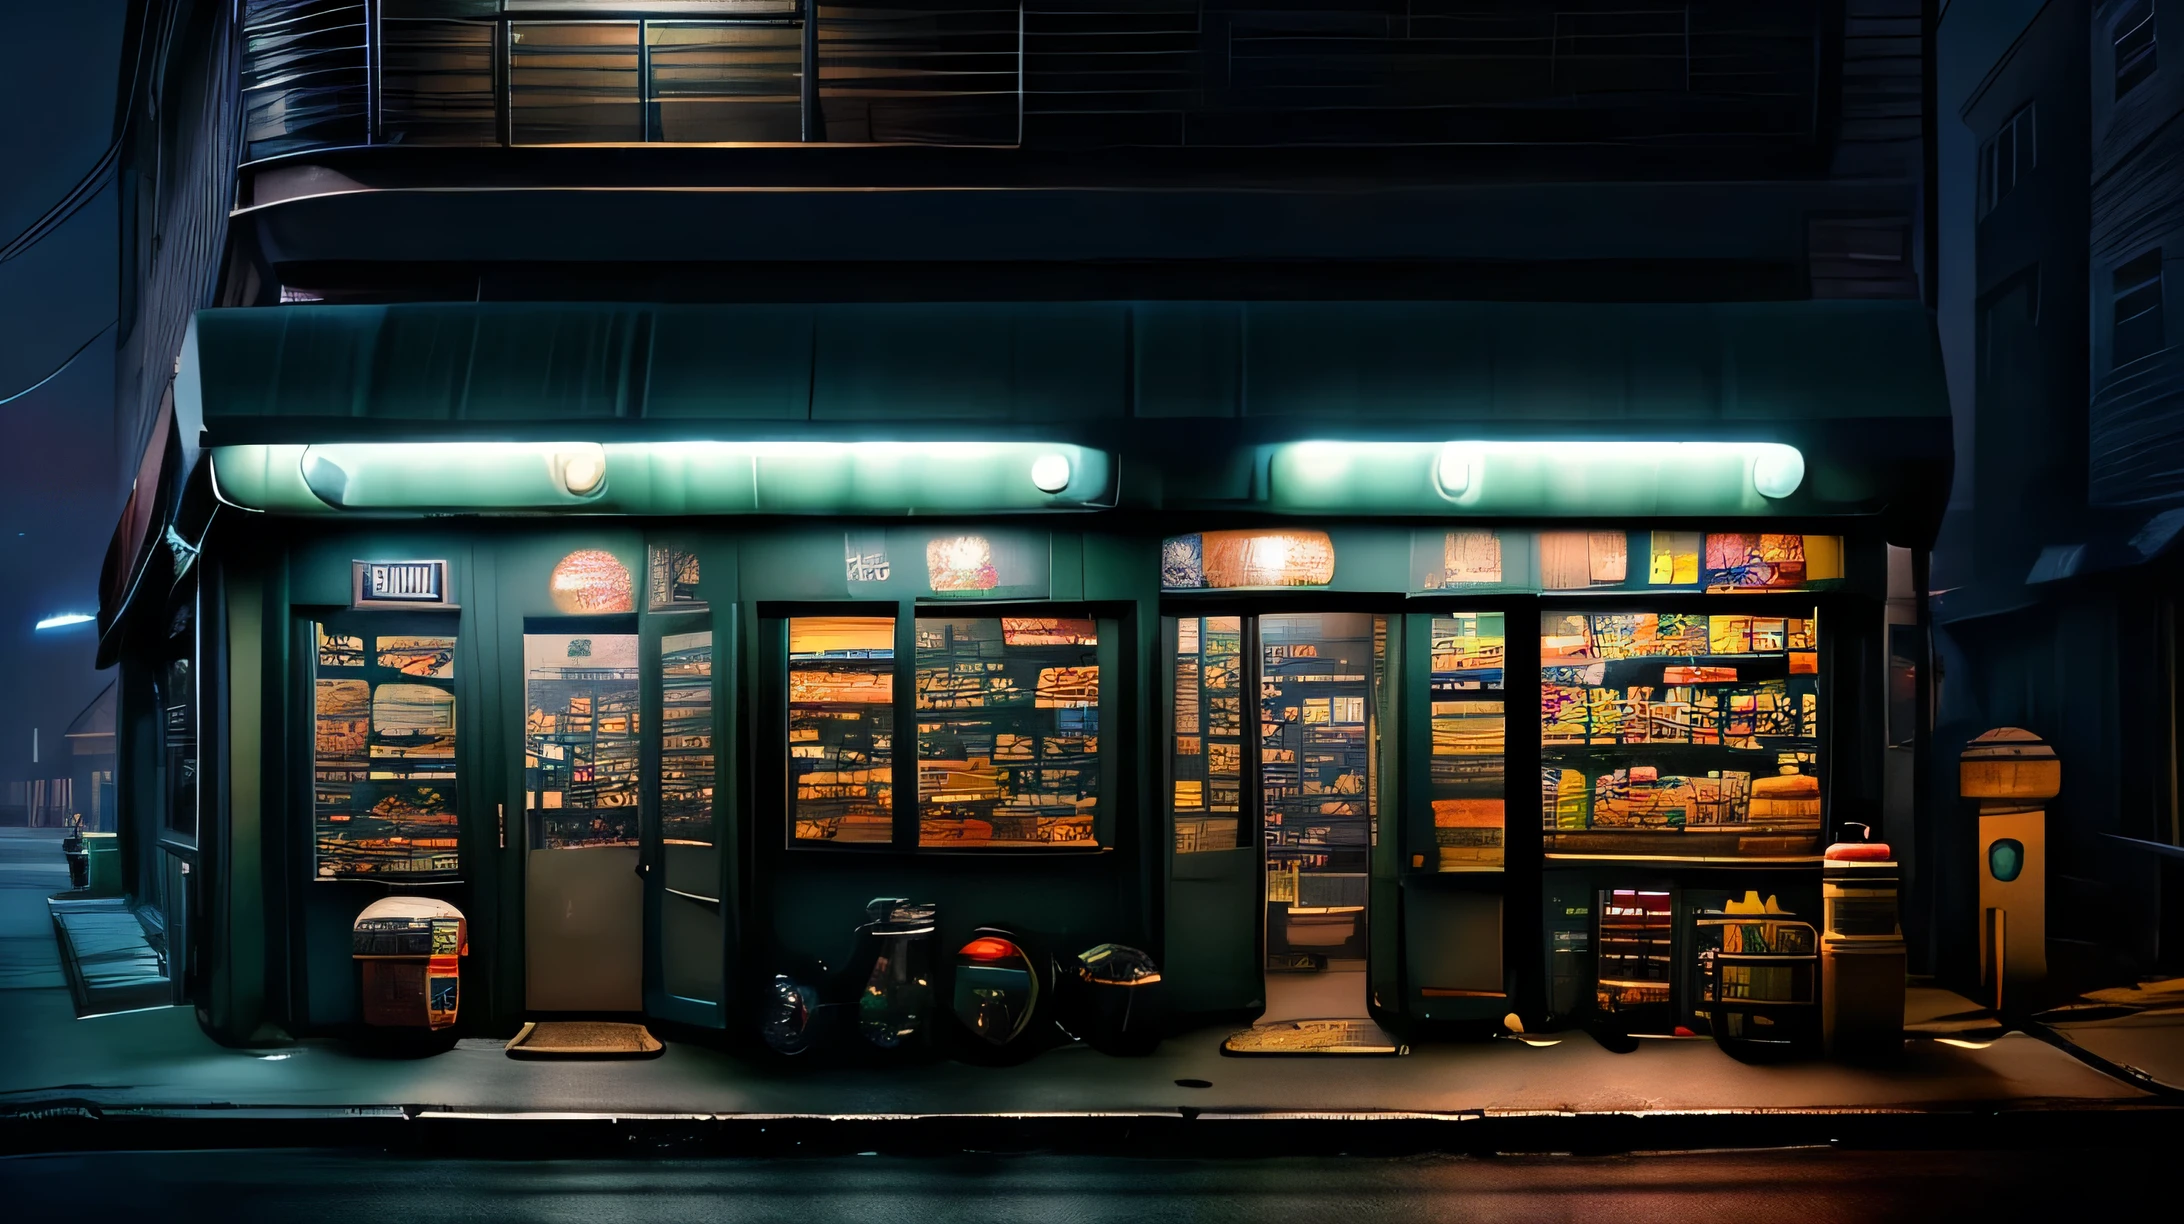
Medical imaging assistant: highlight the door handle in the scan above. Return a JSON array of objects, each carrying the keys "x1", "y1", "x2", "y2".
[{"x1": 636, "y1": 861, "x2": 651, "y2": 877}]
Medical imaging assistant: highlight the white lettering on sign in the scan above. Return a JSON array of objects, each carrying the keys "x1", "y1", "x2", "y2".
[{"x1": 357, "y1": 561, "x2": 447, "y2": 605}]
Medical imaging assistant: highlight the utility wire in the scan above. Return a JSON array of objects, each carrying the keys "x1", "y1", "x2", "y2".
[
  {"x1": 0, "y1": 322, "x2": 117, "y2": 407},
  {"x1": 0, "y1": 0, "x2": 157, "y2": 266}
]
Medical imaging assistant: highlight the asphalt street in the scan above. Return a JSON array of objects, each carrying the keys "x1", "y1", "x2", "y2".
[{"x1": 0, "y1": 1148, "x2": 2157, "y2": 1224}]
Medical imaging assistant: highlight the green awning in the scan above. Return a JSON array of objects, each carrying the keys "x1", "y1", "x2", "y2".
[
  {"x1": 186, "y1": 299, "x2": 1949, "y2": 530},
  {"x1": 192, "y1": 299, "x2": 1946, "y2": 428}
]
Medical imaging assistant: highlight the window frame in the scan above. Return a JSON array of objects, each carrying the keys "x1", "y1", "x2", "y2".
[
  {"x1": 1401, "y1": 601, "x2": 1525, "y2": 879},
  {"x1": 302, "y1": 607, "x2": 468, "y2": 883},
  {"x1": 2113, "y1": 247, "x2": 2167, "y2": 369},
  {"x1": 1534, "y1": 591, "x2": 1832, "y2": 866},
  {"x1": 910, "y1": 606, "x2": 1117, "y2": 854},
  {"x1": 772, "y1": 600, "x2": 1122, "y2": 857},
  {"x1": 1978, "y1": 103, "x2": 2036, "y2": 218},
  {"x1": 2116, "y1": 0, "x2": 2159, "y2": 100}
]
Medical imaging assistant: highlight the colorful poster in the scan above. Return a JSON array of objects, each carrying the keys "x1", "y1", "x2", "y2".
[{"x1": 314, "y1": 622, "x2": 461, "y2": 880}]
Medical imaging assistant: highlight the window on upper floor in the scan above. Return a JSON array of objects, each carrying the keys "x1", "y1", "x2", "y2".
[
  {"x1": 2117, "y1": 0, "x2": 2159, "y2": 99},
  {"x1": 1978, "y1": 104, "x2": 2036, "y2": 217},
  {"x1": 2114, "y1": 248, "x2": 2167, "y2": 368}
]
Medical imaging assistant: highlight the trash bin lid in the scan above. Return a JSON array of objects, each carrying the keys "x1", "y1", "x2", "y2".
[
  {"x1": 1824, "y1": 842, "x2": 1892, "y2": 861},
  {"x1": 355, "y1": 896, "x2": 464, "y2": 928}
]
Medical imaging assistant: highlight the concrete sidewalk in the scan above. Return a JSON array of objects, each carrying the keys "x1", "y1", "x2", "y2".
[
  {"x1": 2035, "y1": 978, "x2": 2184, "y2": 1092},
  {"x1": 0, "y1": 827, "x2": 2162, "y2": 1127}
]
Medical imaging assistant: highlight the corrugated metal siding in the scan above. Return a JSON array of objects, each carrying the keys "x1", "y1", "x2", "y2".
[
  {"x1": 2090, "y1": 1, "x2": 2184, "y2": 506},
  {"x1": 117, "y1": 0, "x2": 243, "y2": 491},
  {"x1": 1828, "y1": 0, "x2": 1922, "y2": 179},
  {"x1": 240, "y1": 0, "x2": 370, "y2": 161},
  {"x1": 2090, "y1": 347, "x2": 2184, "y2": 504}
]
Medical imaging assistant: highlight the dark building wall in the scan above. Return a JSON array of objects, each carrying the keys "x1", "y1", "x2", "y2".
[
  {"x1": 1933, "y1": 594, "x2": 2163, "y2": 991},
  {"x1": 1963, "y1": 0, "x2": 2092, "y2": 588},
  {"x1": 2090, "y1": 0, "x2": 2184, "y2": 506},
  {"x1": 115, "y1": 0, "x2": 240, "y2": 481}
]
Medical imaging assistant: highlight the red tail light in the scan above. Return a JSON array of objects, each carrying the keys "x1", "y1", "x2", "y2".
[{"x1": 960, "y1": 936, "x2": 1022, "y2": 963}]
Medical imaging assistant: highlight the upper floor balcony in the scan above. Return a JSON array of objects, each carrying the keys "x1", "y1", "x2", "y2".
[{"x1": 242, "y1": 0, "x2": 1840, "y2": 181}]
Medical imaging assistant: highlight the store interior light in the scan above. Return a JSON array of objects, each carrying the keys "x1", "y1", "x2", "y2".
[{"x1": 36, "y1": 613, "x2": 96, "y2": 630}]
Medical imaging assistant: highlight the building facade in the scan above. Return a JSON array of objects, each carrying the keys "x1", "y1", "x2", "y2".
[
  {"x1": 99, "y1": 0, "x2": 1951, "y2": 1048},
  {"x1": 1933, "y1": 0, "x2": 2184, "y2": 1000}
]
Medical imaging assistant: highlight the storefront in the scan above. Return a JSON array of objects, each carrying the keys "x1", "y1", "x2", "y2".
[{"x1": 107, "y1": 299, "x2": 1948, "y2": 1048}]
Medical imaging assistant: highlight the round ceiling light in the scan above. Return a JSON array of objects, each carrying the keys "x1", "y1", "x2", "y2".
[{"x1": 1030, "y1": 453, "x2": 1072, "y2": 494}]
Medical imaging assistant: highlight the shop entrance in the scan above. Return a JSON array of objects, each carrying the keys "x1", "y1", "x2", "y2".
[
  {"x1": 518, "y1": 605, "x2": 731, "y2": 1022},
  {"x1": 1166, "y1": 612, "x2": 1394, "y2": 1047},
  {"x1": 1257, "y1": 613, "x2": 1379, "y2": 1024},
  {"x1": 523, "y1": 625, "x2": 644, "y2": 1012}
]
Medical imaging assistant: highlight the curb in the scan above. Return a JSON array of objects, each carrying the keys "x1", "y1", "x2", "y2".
[{"x1": 5, "y1": 1101, "x2": 2184, "y2": 1158}]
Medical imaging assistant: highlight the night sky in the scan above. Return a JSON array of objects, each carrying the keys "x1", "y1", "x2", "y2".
[{"x1": 0, "y1": 3, "x2": 128, "y2": 787}]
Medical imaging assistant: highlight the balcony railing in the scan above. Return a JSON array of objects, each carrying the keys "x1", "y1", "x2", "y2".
[{"x1": 241, "y1": 0, "x2": 1824, "y2": 163}]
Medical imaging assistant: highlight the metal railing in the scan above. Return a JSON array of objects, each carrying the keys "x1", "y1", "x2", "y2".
[{"x1": 240, "y1": 0, "x2": 1824, "y2": 163}]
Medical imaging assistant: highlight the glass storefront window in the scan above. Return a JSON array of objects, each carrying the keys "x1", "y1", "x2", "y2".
[
  {"x1": 1540, "y1": 609, "x2": 1823, "y2": 858},
  {"x1": 788, "y1": 616, "x2": 895, "y2": 845},
  {"x1": 915, "y1": 617, "x2": 1100, "y2": 848},
  {"x1": 1171, "y1": 615, "x2": 1244, "y2": 853},
  {"x1": 1428, "y1": 612, "x2": 1505, "y2": 871},
  {"x1": 313, "y1": 620, "x2": 461, "y2": 878}
]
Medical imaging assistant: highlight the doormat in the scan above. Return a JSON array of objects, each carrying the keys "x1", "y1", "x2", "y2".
[
  {"x1": 504, "y1": 1021, "x2": 665, "y2": 1059},
  {"x1": 1221, "y1": 1019, "x2": 1408, "y2": 1056}
]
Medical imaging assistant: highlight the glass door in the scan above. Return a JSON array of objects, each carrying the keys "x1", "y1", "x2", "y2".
[
  {"x1": 643, "y1": 609, "x2": 730, "y2": 1026},
  {"x1": 522, "y1": 623, "x2": 644, "y2": 1012},
  {"x1": 1257, "y1": 613, "x2": 1383, "y2": 1022},
  {"x1": 1165, "y1": 612, "x2": 1392, "y2": 1025}
]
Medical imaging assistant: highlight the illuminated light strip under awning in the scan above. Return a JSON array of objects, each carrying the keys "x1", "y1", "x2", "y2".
[
  {"x1": 1267, "y1": 441, "x2": 1805, "y2": 516},
  {"x1": 209, "y1": 441, "x2": 1120, "y2": 515}
]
